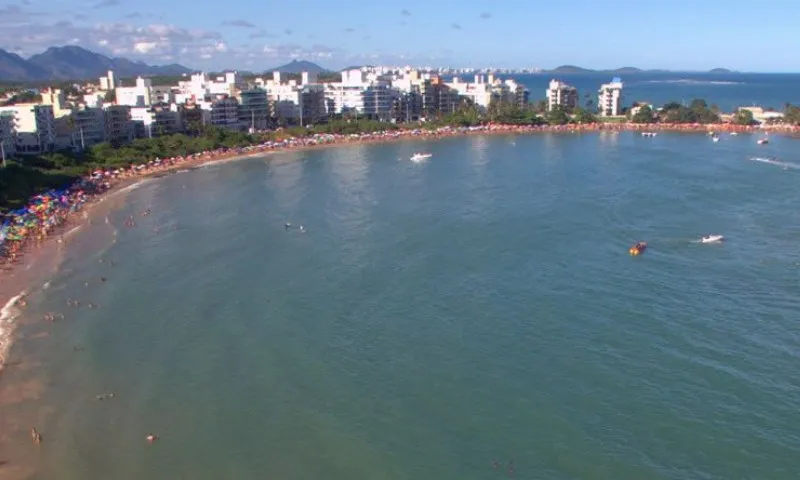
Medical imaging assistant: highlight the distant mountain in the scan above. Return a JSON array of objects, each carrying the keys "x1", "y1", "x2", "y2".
[
  {"x1": 268, "y1": 60, "x2": 327, "y2": 74},
  {"x1": 0, "y1": 46, "x2": 191, "y2": 82},
  {"x1": 546, "y1": 65, "x2": 670, "y2": 74},
  {"x1": 0, "y1": 49, "x2": 48, "y2": 82},
  {"x1": 708, "y1": 68, "x2": 734, "y2": 74}
]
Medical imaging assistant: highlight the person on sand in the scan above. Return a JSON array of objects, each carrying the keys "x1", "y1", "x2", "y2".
[{"x1": 31, "y1": 428, "x2": 42, "y2": 444}]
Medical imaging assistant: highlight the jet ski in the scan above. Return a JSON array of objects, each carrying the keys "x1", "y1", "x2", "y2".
[{"x1": 700, "y1": 234, "x2": 724, "y2": 243}]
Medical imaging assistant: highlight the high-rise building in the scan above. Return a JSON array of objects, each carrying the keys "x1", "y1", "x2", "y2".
[
  {"x1": 546, "y1": 79, "x2": 578, "y2": 111},
  {"x1": 598, "y1": 78, "x2": 623, "y2": 116}
]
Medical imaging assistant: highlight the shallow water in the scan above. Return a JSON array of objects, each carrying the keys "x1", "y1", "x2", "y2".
[{"x1": 3, "y1": 132, "x2": 800, "y2": 479}]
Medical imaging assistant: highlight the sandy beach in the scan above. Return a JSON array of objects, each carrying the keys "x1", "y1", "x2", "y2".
[{"x1": 0, "y1": 120, "x2": 797, "y2": 371}]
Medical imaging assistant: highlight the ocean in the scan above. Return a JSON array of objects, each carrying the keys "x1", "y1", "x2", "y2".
[
  {"x1": 504, "y1": 72, "x2": 800, "y2": 112},
  {"x1": 2, "y1": 131, "x2": 800, "y2": 479}
]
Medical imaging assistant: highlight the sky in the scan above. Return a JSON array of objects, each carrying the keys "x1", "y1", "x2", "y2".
[{"x1": 1, "y1": 0, "x2": 800, "y2": 72}]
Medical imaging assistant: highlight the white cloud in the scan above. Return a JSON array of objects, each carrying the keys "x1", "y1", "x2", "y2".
[
  {"x1": 133, "y1": 41, "x2": 159, "y2": 54},
  {"x1": 0, "y1": 4, "x2": 445, "y2": 69}
]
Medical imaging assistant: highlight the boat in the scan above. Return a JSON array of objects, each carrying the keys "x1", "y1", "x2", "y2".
[
  {"x1": 730, "y1": 132, "x2": 738, "y2": 136},
  {"x1": 641, "y1": 132, "x2": 657, "y2": 137},
  {"x1": 712, "y1": 136, "x2": 720, "y2": 143},
  {"x1": 629, "y1": 241, "x2": 647, "y2": 256},
  {"x1": 700, "y1": 234, "x2": 724, "y2": 244},
  {"x1": 410, "y1": 153, "x2": 432, "y2": 162},
  {"x1": 758, "y1": 138, "x2": 769, "y2": 145}
]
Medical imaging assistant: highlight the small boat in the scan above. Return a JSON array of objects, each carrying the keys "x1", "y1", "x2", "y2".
[
  {"x1": 641, "y1": 132, "x2": 657, "y2": 137},
  {"x1": 700, "y1": 234, "x2": 724, "y2": 244},
  {"x1": 730, "y1": 132, "x2": 738, "y2": 136},
  {"x1": 629, "y1": 241, "x2": 647, "y2": 256},
  {"x1": 712, "y1": 136, "x2": 720, "y2": 143},
  {"x1": 758, "y1": 138, "x2": 769, "y2": 145},
  {"x1": 410, "y1": 153, "x2": 432, "y2": 162}
]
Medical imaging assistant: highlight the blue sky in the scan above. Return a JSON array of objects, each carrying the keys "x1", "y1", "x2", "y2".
[{"x1": 1, "y1": 0, "x2": 799, "y2": 71}]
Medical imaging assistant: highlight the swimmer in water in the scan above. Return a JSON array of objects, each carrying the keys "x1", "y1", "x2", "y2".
[
  {"x1": 299, "y1": 225, "x2": 306, "y2": 232},
  {"x1": 284, "y1": 223, "x2": 292, "y2": 230},
  {"x1": 145, "y1": 433, "x2": 159, "y2": 444}
]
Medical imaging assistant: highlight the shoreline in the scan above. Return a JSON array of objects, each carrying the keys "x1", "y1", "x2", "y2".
[{"x1": 0, "y1": 120, "x2": 796, "y2": 369}]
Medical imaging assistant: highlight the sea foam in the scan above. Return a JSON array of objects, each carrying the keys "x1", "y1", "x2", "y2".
[{"x1": 0, "y1": 292, "x2": 26, "y2": 365}]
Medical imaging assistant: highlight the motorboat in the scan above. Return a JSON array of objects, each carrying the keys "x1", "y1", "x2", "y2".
[
  {"x1": 410, "y1": 153, "x2": 432, "y2": 162},
  {"x1": 712, "y1": 136, "x2": 720, "y2": 143},
  {"x1": 700, "y1": 234, "x2": 724, "y2": 244},
  {"x1": 730, "y1": 132, "x2": 738, "y2": 136},
  {"x1": 758, "y1": 138, "x2": 769, "y2": 145},
  {"x1": 629, "y1": 241, "x2": 647, "y2": 256}
]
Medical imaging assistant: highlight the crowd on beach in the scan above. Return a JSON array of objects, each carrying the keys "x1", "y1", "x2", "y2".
[{"x1": 1, "y1": 120, "x2": 797, "y2": 270}]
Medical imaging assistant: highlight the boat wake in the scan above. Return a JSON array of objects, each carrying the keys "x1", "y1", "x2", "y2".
[{"x1": 749, "y1": 157, "x2": 800, "y2": 170}]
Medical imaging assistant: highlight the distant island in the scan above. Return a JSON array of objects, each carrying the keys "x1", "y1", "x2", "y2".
[{"x1": 545, "y1": 65, "x2": 734, "y2": 75}]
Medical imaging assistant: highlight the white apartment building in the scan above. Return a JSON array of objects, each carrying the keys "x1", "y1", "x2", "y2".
[
  {"x1": 99, "y1": 70, "x2": 119, "y2": 91},
  {"x1": 151, "y1": 86, "x2": 175, "y2": 105},
  {"x1": 324, "y1": 68, "x2": 395, "y2": 119},
  {"x1": 546, "y1": 79, "x2": 578, "y2": 111},
  {"x1": 324, "y1": 84, "x2": 366, "y2": 115},
  {"x1": 177, "y1": 72, "x2": 243, "y2": 103},
  {"x1": 445, "y1": 75, "x2": 493, "y2": 110},
  {"x1": 0, "y1": 113, "x2": 16, "y2": 158},
  {"x1": 83, "y1": 92, "x2": 105, "y2": 108},
  {"x1": 116, "y1": 77, "x2": 153, "y2": 107},
  {"x1": 40, "y1": 88, "x2": 71, "y2": 118},
  {"x1": 0, "y1": 104, "x2": 55, "y2": 154},
  {"x1": 199, "y1": 96, "x2": 240, "y2": 129},
  {"x1": 598, "y1": 78, "x2": 623, "y2": 116},
  {"x1": 103, "y1": 105, "x2": 135, "y2": 145},
  {"x1": 130, "y1": 106, "x2": 182, "y2": 138}
]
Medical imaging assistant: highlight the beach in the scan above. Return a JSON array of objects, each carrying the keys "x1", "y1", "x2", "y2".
[{"x1": 3, "y1": 120, "x2": 799, "y2": 371}]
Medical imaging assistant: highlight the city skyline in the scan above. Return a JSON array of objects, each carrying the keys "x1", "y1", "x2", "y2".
[{"x1": 1, "y1": 0, "x2": 800, "y2": 72}]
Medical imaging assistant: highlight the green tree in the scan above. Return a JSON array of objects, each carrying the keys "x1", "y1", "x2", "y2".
[
  {"x1": 546, "y1": 106, "x2": 570, "y2": 125},
  {"x1": 732, "y1": 109, "x2": 757, "y2": 126},
  {"x1": 783, "y1": 103, "x2": 800, "y2": 125},
  {"x1": 573, "y1": 107, "x2": 597, "y2": 124},
  {"x1": 630, "y1": 105, "x2": 656, "y2": 124}
]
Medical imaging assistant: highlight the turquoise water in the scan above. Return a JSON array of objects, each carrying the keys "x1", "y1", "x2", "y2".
[{"x1": 4, "y1": 132, "x2": 800, "y2": 479}]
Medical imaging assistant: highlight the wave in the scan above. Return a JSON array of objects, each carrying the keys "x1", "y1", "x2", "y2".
[
  {"x1": 749, "y1": 157, "x2": 800, "y2": 169},
  {"x1": 0, "y1": 291, "x2": 26, "y2": 365},
  {"x1": 642, "y1": 79, "x2": 743, "y2": 86}
]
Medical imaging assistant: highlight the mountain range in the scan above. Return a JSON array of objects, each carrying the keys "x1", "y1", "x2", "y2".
[{"x1": 0, "y1": 46, "x2": 192, "y2": 82}]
